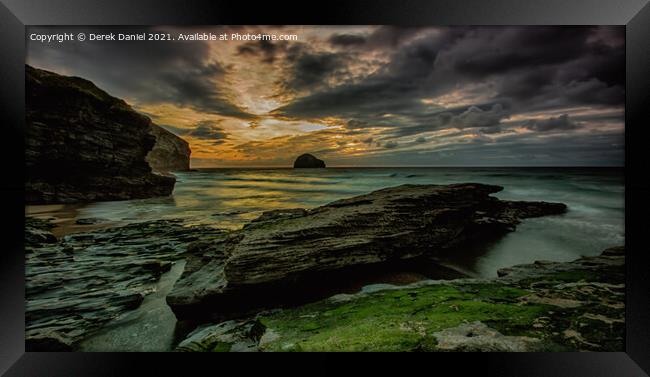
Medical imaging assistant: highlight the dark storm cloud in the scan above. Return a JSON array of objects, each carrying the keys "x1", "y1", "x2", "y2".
[
  {"x1": 331, "y1": 128, "x2": 622, "y2": 167},
  {"x1": 160, "y1": 120, "x2": 229, "y2": 145},
  {"x1": 494, "y1": 67, "x2": 624, "y2": 111},
  {"x1": 327, "y1": 26, "x2": 426, "y2": 50},
  {"x1": 450, "y1": 27, "x2": 593, "y2": 77},
  {"x1": 187, "y1": 120, "x2": 230, "y2": 145},
  {"x1": 236, "y1": 39, "x2": 286, "y2": 64},
  {"x1": 346, "y1": 119, "x2": 380, "y2": 130},
  {"x1": 571, "y1": 111, "x2": 624, "y2": 124},
  {"x1": 283, "y1": 45, "x2": 349, "y2": 91},
  {"x1": 235, "y1": 40, "x2": 353, "y2": 92},
  {"x1": 523, "y1": 114, "x2": 579, "y2": 132},
  {"x1": 362, "y1": 26, "x2": 436, "y2": 50},
  {"x1": 273, "y1": 30, "x2": 464, "y2": 119},
  {"x1": 275, "y1": 26, "x2": 624, "y2": 131},
  {"x1": 374, "y1": 103, "x2": 507, "y2": 140},
  {"x1": 366, "y1": 26, "x2": 425, "y2": 47},
  {"x1": 27, "y1": 26, "x2": 255, "y2": 119},
  {"x1": 424, "y1": 130, "x2": 624, "y2": 166},
  {"x1": 463, "y1": 27, "x2": 625, "y2": 110},
  {"x1": 275, "y1": 26, "x2": 446, "y2": 97},
  {"x1": 328, "y1": 34, "x2": 367, "y2": 47},
  {"x1": 451, "y1": 104, "x2": 505, "y2": 129},
  {"x1": 478, "y1": 126, "x2": 504, "y2": 135}
]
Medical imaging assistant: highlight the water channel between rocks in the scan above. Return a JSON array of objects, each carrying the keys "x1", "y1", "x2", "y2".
[{"x1": 78, "y1": 260, "x2": 187, "y2": 352}]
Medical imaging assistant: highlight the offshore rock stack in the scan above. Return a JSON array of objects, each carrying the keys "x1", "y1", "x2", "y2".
[{"x1": 293, "y1": 153, "x2": 326, "y2": 168}]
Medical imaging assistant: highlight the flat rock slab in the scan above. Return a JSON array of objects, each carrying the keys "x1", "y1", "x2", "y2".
[
  {"x1": 167, "y1": 183, "x2": 567, "y2": 319},
  {"x1": 25, "y1": 218, "x2": 227, "y2": 351}
]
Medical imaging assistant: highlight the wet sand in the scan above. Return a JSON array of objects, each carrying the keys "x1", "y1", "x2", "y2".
[{"x1": 25, "y1": 203, "x2": 118, "y2": 238}]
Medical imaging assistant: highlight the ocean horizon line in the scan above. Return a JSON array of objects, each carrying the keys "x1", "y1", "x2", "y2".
[{"x1": 188, "y1": 165, "x2": 625, "y2": 169}]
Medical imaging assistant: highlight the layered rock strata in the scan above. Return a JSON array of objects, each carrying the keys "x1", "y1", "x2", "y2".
[{"x1": 167, "y1": 183, "x2": 567, "y2": 319}]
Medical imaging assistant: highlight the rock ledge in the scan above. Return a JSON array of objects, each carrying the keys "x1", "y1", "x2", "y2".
[{"x1": 167, "y1": 183, "x2": 567, "y2": 319}]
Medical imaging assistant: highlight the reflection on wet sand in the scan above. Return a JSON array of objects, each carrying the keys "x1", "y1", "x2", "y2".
[{"x1": 25, "y1": 203, "x2": 117, "y2": 238}]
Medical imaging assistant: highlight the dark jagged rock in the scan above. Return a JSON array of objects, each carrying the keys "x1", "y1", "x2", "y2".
[
  {"x1": 176, "y1": 246, "x2": 624, "y2": 352},
  {"x1": 244, "y1": 208, "x2": 308, "y2": 227},
  {"x1": 293, "y1": 153, "x2": 325, "y2": 168},
  {"x1": 25, "y1": 332, "x2": 73, "y2": 352},
  {"x1": 25, "y1": 217, "x2": 58, "y2": 246},
  {"x1": 167, "y1": 183, "x2": 567, "y2": 319},
  {"x1": 146, "y1": 124, "x2": 191, "y2": 172},
  {"x1": 75, "y1": 217, "x2": 109, "y2": 225},
  {"x1": 497, "y1": 246, "x2": 625, "y2": 280},
  {"x1": 176, "y1": 320, "x2": 266, "y2": 352},
  {"x1": 25, "y1": 65, "x2": 187, "y2": 204},
  {"x1": 24, "y1": 217, "x2": 228, "y2": 351}
]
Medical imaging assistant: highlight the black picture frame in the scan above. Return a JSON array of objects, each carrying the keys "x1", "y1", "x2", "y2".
[{"x1": 1, "y1": 0, "x2": 649, "y2": 375}]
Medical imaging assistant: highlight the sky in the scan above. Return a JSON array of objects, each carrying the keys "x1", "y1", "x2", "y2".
[{"x1": 27, "y1": 26, "x2": 625, "y2": 167}]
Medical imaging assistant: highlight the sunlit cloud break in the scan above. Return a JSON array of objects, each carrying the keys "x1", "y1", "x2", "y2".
[{"x1": 27, "y1": 25, "x2": 624, "y2": 167}]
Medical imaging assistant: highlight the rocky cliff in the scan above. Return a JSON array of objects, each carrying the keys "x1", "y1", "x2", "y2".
[
  {"x1": 25, "y1": 65, "x2": 188, "y2": 204},
  {"x1": 146, "y1": 125, "x2": 191, "y2": 172}
]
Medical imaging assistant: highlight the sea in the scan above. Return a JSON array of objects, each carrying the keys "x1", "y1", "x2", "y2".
[{"x1": 28, "y1": 167, "x2": 624, "y2": 278}]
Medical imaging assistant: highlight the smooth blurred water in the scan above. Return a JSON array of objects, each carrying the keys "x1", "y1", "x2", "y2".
[
  {"x1": 71, "y1": 167, "x2": 624, "y2": 277},
  {"x1": 78, "y1": 260, "x2": 187, "y2": 352}
]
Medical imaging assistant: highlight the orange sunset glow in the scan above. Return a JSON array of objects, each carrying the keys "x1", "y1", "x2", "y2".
[{"x1": 27, "y1": 26, "x2": 624, "y2": 167}]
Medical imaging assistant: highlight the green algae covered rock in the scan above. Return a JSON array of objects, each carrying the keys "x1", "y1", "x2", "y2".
[
  {"x1": 256, "y1": 283, "x2": 549, "y2": 352},
  {"x1": 176, "y1": 246, "x2": 624, "y2": 352}
]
